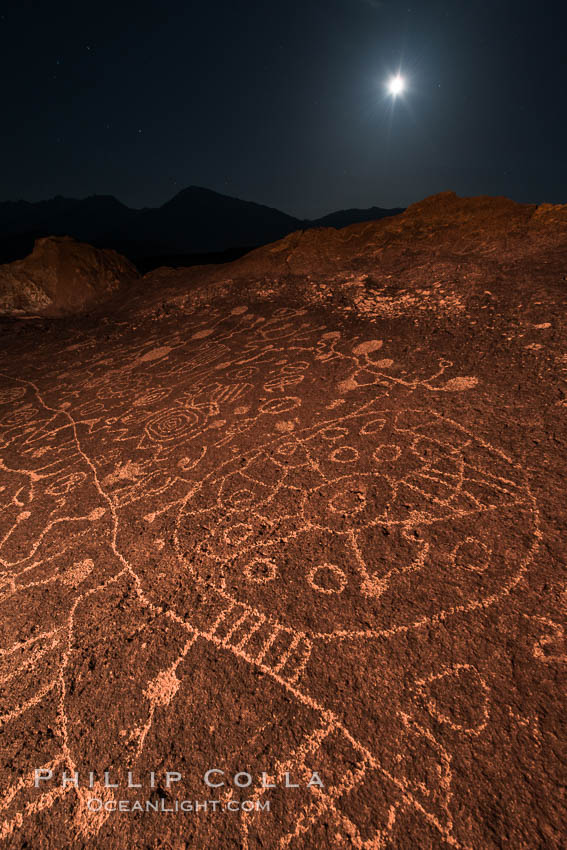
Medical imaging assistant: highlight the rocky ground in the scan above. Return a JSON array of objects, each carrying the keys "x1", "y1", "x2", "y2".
[{"x1": 0, "y1": 193, "x2": 565, "y2": 848}]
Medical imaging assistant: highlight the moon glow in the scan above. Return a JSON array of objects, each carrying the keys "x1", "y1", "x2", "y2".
[{"x1": 387, "y1": 75, "x2": 405, "y2": 96}]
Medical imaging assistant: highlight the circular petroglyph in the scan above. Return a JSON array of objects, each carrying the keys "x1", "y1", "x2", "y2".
[
  {"x1": 360, "y1": 418, "x2": 386, "y2": 435},
  {"x1": 275, "y1": 420, "x2": 296, "y2": 433},
  {"x1": 78, "y1": 400, "x2": 106, "y2": 416},
  {"x1": 227, "y1": 489, "x2": 256, "y2": 508},
  {"x1": 353, "y1": 340, "x2": 383, "y2": 355},
  {"x1": 415, "y1": 664, "x2": 491, "y2": 734},
  {"x1": 176, "y1": 404, "x2": 538, "y2": 638},
  {"x1": 132, "y1": 387, "x2": 171, "y2": 406},
  {"x1": 230, "y1": 366, "x2": 258, "y2": 379},
  {"x1": 45, "y1": 472, "x2": 87, "y2": 497},
  {"x1": 329, "y1": 446, "x2": 359, "y2": 463},
  {"x1": 373, "y1": 444, "x2": 402, "y2": 463},
  {"x1": 244, "y1": 558, "x2": 278, "y2": 583},
  {"x1": 328, "y1": 482, "x2": 367, "y2": 514},
  {"x1": 224, "y1": 523, "x2": 255, "y2": 546},
  {"x1": 145, "y1": 408, "x2": 199, "y2": 442},
  {"x1": 137, "y1": 346, "x2": 172, "y2": 363},
  {"x1": 441, "y1": 376, "x2": 479, "y2": 391},
  {"x1": 144, "y1": 669, "x2": 180, "y2": 707},
  {"x1": 337, "y1": 377, "x2": 359, "y2": 393},
  {"x1": 1, "y1": 406, "x2": 37, "y2": 426},
  {"x1": 259, "y1": 397, "x2": 302, "y2": 415},
  {"x1": 307, "y1": 563, "x2": 347, "y2": 594},
  {"x1": 453, "y1": 538, "x2": 491, "y2": 573},
  {"x1": 0, "y1": 386, "x2": 26, "y2": 405},
  {"x1": 60, "y1": 558, "x2": 94, "y2": 587}
]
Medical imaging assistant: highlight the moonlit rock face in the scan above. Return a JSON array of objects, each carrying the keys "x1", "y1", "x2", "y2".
[{"x1": 0, "y1": 235, "x2": 139, "y2": 315}]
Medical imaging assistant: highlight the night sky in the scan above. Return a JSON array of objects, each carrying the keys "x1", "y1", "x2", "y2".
[{"x1": 2, "y1": 0, "x2": 565, "y2": 219}]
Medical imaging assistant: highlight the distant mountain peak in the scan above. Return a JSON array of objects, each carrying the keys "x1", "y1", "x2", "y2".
[
  {"x1": 160, "y1": 185, "x2": 291, "y2": 214},
  {"x1": 0, "y1": 186, "x2": 405, "y2": 265}
]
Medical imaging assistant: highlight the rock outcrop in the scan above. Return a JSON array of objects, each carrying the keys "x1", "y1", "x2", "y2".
[
  {"x1": 0, "y1": 235, "x2": 139, "y2": 315},
  {"x1": 137, "y1": 191, "x2": 567, "y2": 322}
]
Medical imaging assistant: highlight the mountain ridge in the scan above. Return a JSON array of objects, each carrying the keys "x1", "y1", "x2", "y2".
[{"x1": 0, "y1": 187, "x2": 404, "y2": 266}]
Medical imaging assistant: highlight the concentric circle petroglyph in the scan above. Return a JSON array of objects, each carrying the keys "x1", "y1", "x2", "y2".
[
  {"x1": 132, "y1": 387, "x2": 171, "y2": 406},
  {"x1": 1, "y1": 405, "x2": 37, "y2": 426},
  {"x1": 144, "y1": 408, "x2": 200, "y2": 441},
  {"x1": 0, "y1": 386, "x2": 26, "y2": 405}
]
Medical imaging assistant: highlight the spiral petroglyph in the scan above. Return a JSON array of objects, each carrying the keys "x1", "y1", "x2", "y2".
[{"x1": 144, "y1": 407, "x2": 200, "y2": 442}]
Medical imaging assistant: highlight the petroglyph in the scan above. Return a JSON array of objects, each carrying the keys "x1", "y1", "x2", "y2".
[{"x1": 0, "y1": 295, "x2": 562, "y2": 850}]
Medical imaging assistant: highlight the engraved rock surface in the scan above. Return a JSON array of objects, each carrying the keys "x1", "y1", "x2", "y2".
[{"x1": 0, "y1": 193, "x2": 565, "y2": 849}]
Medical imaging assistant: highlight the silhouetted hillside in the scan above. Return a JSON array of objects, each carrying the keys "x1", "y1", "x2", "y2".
[
  {"x1": 311, "y1": 205, "x2": 404, "y2": 229},
  {"x1": 0, "y1": 187, "x2": 404, "y2": 268}
]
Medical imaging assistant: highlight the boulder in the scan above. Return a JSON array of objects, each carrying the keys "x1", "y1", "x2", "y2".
[{"x1": 0, "y1": 235, "x2": 139, "y2": 315}]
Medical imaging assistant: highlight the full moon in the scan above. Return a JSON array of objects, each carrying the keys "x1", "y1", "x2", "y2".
[{"x1": 387, "y1": 75, "x2": 405, "y2": 96}]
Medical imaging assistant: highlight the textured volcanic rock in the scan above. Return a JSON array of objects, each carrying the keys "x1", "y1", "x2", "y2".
[
  {"x1": 138, "y1": 192, "x2": 567, "y2": 323},
  {"x1": 0, "y1": 235, "x2": 139, "y2": 315},
  {"x1": 0, "y1": 192, "x2": 566, "y2": 849}
]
